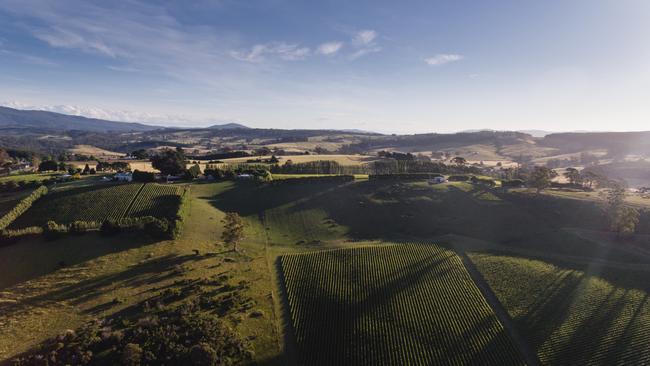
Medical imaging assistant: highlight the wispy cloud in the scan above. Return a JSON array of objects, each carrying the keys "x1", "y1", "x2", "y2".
[
  {"x1": 230, "y1": 42, "x2": 310, "y2": 62},
  {"x1": 424, "y1": 54, "x2": 464, "y2": 66},
  {"x1": 316, "y1": 41, "x2": 343, "y2": 55},
  {"x1": 2, "y1": 100, "x2": 235, "y2": 126},
  {"x1": 107, "y1": 65, "x2": 141, "y2": 73},
  {"x1": 33, "y1": 26, "x2": 116, "y2": 57},
  {"x1": 352, "y1": 30, "x2": 377, "y2": 46},
  {"x1": 0, "y1": 0, "x2": 244, "y2": 88},
  {"x1": 0, "y1": 48, "x2": 58, "y2": 67},
  {"x1": 349, "y1": 29, "x2": 381, "y2": 60}
]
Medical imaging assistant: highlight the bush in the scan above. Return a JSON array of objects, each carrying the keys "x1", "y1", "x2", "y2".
[
  {"x1": 190, "y1": 343, "x2": 219, "y2": 366},
  {"x1": 369, "y1": 173, "x2": 443, "y2": 180},
  {"x1": 11, "y1": 302, "x2": 251, "y2": 365},
  {"x1": 69, "y1": 220, "x2": 100, "y2": 235},
  {"x1": 0, "y1": 226, "x2": 43, "y2": 244},
  {"x1": 122, "y1": 343, "x2": 143, "y2": 366},
  {"x1": 267, "y1": 175, "x2": 354, "y2": 185},
  {"x1": 502, "y1": 179, "x2": 525, "y2": 188},
  {"x1": 101, "y1": 217, "x2": 174, "y2": 239},
  {"x1": 448, "y1": 175, "x2": 471, "y2": 182},
  {"x1": 471, "y1": 176, "x2": 497, "y2": 187},
  {"x1": 132, "y1": 169, "x2": 155, "y2": 182},
  {"x1": 101, "y1": 219, "x2": 122, "y2": 236},
  {"x1": 43, "y1": 220, "x2": 68, "y2": 240}
]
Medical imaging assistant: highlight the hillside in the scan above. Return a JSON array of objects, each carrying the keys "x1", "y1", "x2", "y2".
[{"x1": 0, "y1": 106, "x2": 160, "y2": 132}]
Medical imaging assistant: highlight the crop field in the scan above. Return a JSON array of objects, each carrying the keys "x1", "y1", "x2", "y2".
[
  {"x1": 0, "y1": 173, "x2": 58, "y2": 184},
  {"x1": 10, "y1": 183, "x2": 186, "y2": 228},
  {"x1": 280, "y1": 244, "x2": 524, "y2": 365},
  {"x1": 469, "y1": 253, "x2": 650, "y2": 365},
  {"x1": 126, "y1": 183, "x2": 186, "y2": 219},
  {"x1": 0, "y1": 189, "x2": 35, "y2": 218},
  {"x1": 10, "y1": 183, "x2": 143, "y2": 227}
]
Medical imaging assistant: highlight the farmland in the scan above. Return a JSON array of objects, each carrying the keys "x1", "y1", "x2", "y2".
[
  {"x1": 469, "y1": 253, "x2": 650, "y2": 365},
  {"x1": 281, "y1": 244, "x2": 524, "y2": 365},
  {"x1": 2, "y1": 175, "x2": 650, "y2": 364},
  {"x1": 9, "y1": 182, "x2": 186, "y2": 228},
  {"x1": 126, "y1": 183, "x2": 186, "y2": 219}
]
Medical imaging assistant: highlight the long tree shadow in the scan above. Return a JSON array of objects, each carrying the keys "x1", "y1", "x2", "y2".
[
  {"x1": 0, "y1": 232, "x2": 160, "y2": 290},
  {"x1": 278, "y1": 248, "x2": 524, "y2": 365},
  {"x1": 0, "y1": 253, "x2": 203, "y2": 320}
]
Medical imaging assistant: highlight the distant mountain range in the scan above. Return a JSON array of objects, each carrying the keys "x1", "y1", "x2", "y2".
[
  {"x1": 0, "y1": 106, "x2": 249, "y2": 133},
  {"x1": 208, "y1": 123, "x2": 249, "y2": 130}
]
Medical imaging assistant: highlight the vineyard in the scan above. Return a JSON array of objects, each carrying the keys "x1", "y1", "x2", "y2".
[
  {"x1": 469, "y1": 253, "x2": 650, "y2": 365},
  {"x1": 280, "y1": 244, "x2": 524, "y2": 365},
  {"x1": 10, "y1": 183, "x2": 186, "y2": 228},
  {"x1": 126, "y1": 184, "x2": 186, "y2": 219}
]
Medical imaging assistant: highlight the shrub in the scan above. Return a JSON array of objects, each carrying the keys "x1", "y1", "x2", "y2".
[
  {"x1": 122, "y1": 343, "x2": 143, "y2": 366},
  {"x1": 101, "y1": 219, "x2": 121, "y2": 236},
  {"x1": 43, "y1": 220, "x2": 68, "y2": 240},
  {"x1": 0, "y1": 226, "x2": 43, "y2": 244},
  {"x1": 267, "y1": 175, "x2": 354, "y2": 185},
  {"x1": 502, "y1": 179, "x2": 525, "y2": 188},
  {"x1": 471, "y1": 176, "x2": 497, "y2": 187},
  {"x1": 132, "y1": 170, "x2": 155, "y2": 182},
  {"x1": 69, "y1": 220, "x2": 100, "y2": 235},
  {"x1": 369, "y1": 173, "x2": 443, "y2": 180},
  {"x1": 190, "y1": 343, "x2": 219, "y2": 366},
  {"x1": 448, "y1": 175, "x2": 471, "y2": 182}
]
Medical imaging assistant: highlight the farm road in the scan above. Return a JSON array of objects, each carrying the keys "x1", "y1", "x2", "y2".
[{"x1": 460, "y1": 252, "x2": 541, "y2": 366}]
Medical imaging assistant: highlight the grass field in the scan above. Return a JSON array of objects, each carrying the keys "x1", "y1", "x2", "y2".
[
  {"x1": 469, "y1": 252, "x2": 650, "y2": 365},
  {"x1": 281, "y1": 244, "x2": 524, "y2": 365},
  {"x1": 0, "y1": 173, "x2": 58, "y2": 184},
  {"x1": 3, "y1": 175, "x2": 650, "y2": 365},
  {"x1": 213, "y1": 180, "x2": 647, "y2": 263},
  {"x1": 0, "y1": 182, "x2": 280, "y2": 363},
  {"x1": 10, "y1": 182, "x2": 186, "y2": 228}
]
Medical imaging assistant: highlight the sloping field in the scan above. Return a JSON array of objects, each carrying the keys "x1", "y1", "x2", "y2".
[
  {"x1": 470, "y1": 253, "x2": 650, "y2": 365},
  {"x1": 11, "y1": 183, "x2": 143, "y2": 227},
  {"x1": 126, "y1": 184, "x2": 186, "y2": 219},
  {"x1": 280, "y1": 244, "x2": 524, "y2": 365},
  {"x1": 0, "y1": 189, "x2": 35, "y2": 218},
  {"x1": 10, "y1": 183, "x2": 186, "y2": 228}
]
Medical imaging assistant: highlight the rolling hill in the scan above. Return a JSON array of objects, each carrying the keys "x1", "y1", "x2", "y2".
[{"x1": 0, "y1": 106, "x2": 160, "y2": 132}]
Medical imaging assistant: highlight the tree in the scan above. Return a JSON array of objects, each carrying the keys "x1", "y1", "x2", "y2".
[
  {"x1": 130, "y1": 149, "x2": 149, "y2": 159},
  {"x1": 221, "y1": 212, "x2": 244, "y2": 252},
  {"x1": 528, "y1": 166, "x2": 557, "y2": 193},
  {"x1": 606, "y1": 185, "x2": 639, "y2": 238},
  {"x1": 39, "y1": 160, "x2": 58, "y2": 172},
  {"x1": 151, "y1": 149, "x2": 186, "y2": 176},
  {"x1": 451, "y1": 156, "x2": 466, "y2": 166},
  {"x1": 82, "y1": 164, "x2": 91, "y2": 175},
  {"x1": 563, "y1": 167, "x2": 582, "y2": 185},
  {"x1": 185, "y1": 163, "x2": 202, "y2": 179},
  {"x1": 0, "y1": 149, "x2": 9, "y2": 164}
]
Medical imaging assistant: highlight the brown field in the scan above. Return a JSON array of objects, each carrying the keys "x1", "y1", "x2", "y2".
[{"x1": 67, "y1": 145, "x2": 125, "y2": 158}]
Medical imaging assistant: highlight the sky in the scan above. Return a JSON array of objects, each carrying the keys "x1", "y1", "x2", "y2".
[{"x1": 1, "y1": 0, "x2": 649, "y2": 133}]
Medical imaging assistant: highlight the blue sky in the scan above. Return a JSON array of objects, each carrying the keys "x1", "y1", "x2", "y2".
[{"x1": 1, "y1": 0, "x2": 649, "y2": 133}]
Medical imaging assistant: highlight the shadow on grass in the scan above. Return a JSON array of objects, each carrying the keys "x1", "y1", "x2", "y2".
[
  {"x1": 277, "y1": 247, "x2": 523, "y2": 365},
  {"x1": 0, "y1": 232, "x2": 160, "y2": 290}
]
